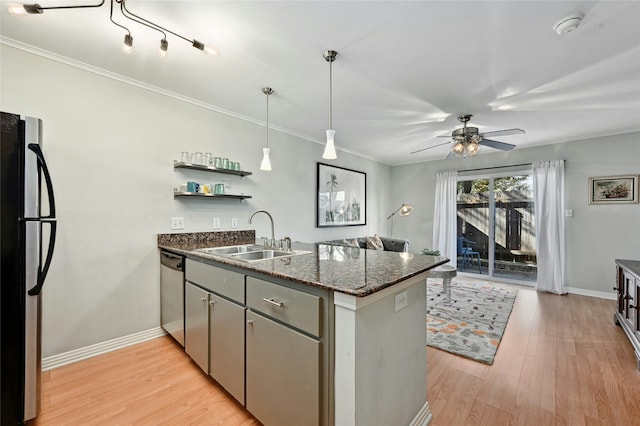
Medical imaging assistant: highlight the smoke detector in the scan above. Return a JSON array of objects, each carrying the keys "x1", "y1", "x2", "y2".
[{"x1": 554, "y1": 14, "x2": 583, "y2": 35}]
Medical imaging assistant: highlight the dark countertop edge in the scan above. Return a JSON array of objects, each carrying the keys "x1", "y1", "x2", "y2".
[
  {"x1": 159, "y1": 244, "x2": 447, "y2": 297},
  {"x1": 616, "y1": 259, "x2": 640, "y2": 277}
]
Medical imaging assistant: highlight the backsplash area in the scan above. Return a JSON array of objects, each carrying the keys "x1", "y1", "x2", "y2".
[{"x1": 157, "y1": 231, "x2": 256, "y2": 251}]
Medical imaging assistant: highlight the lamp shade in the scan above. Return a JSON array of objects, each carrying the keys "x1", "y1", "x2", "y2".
[
  {"x1": 323, "y1": 129, "x2": 337, "y2": 159},
  {"x1": 399, "y1": 204, "x2": 414, "y2": 216},
  {"x1": 260, "y1": 147, "x2": 272, "y2": 171}
]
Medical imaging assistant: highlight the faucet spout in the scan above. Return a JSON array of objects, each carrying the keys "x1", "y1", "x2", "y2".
[{"x1": 248, "y1": 209, "x2": 275, "y2": 246}]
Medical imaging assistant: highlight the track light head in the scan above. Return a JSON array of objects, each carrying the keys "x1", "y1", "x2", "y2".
[
  {"x1": 7, "y1": 3, "x2": 42, "y2": 16},
  {"x1": 192, "y1": 39, "x2": 218, "y2": 56},
  {"x1": 159, "y1": 38, "x2": 168, "y2": 58},
  {"x1": 122, "y1": 34, "x2": 133, "y2": 54}
]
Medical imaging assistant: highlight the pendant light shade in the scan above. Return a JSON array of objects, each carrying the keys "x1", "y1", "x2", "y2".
[
  {"x1": 260, "y1": 87, "x2": 274, "y2": 171},
  {"x1": 260, "y1": 147, "x2": 272, "y2": 171},
  {"x1": 323, "y1": 129, "x2": 337, "y2": 159},
  {"x1": 323, "y1": 50, "x2": 338, "y2": 160}
]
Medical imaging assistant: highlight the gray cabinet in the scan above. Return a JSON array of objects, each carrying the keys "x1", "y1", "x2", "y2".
[
  {"x1": 184, "y1": 258, "x2": 331, "y2": 425},
  {"x1": 245, "y1": 276, "x2": 322, "y2": 426},
  {"x1": 246, "y1": 310, "x2": 320, "y2": 426},
  {"x1": 185, "y1": 282, "x2": 210, "y2": 373},
  {"x1": 185, "y1": 259, "x2": 246, "y2": 403}
]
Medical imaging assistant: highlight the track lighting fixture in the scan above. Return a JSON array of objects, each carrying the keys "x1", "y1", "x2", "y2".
[
  {"x1": 7, "y1": 0, "x2": 218, "y2": 58},
  {"x1": 323, "y1": 50, "x2": 338, "y2": 160}
]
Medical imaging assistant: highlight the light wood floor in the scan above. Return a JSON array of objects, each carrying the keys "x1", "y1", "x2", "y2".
[{"x1": 34, "y1": 282, "x2": 640, "y2": 426}]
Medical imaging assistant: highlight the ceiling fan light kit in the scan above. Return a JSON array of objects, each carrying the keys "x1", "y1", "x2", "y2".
[
  {"x1": 554, "y1": 14, "x2": 583, "y2": 35},
  {"x1": 410, "y1": 114, "x2": 524, "y2": 159}
]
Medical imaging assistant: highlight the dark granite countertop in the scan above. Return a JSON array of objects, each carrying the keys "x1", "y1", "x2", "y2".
[
  {"x1": 158, "y1": 231, "x2": 447, "y2": 297},
  {"x1": 616, "y1": 259, "x2": 640, "y2": 277}
]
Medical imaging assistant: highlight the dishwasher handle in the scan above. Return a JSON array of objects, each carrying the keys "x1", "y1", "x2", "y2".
[{"x1": 160, "y1": 251, "x2": 184, "y2": 271}]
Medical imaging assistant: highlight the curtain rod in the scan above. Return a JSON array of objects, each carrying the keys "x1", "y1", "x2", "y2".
[{"x1": 457, "y1": 162, "x2": 532, "y2": 173}]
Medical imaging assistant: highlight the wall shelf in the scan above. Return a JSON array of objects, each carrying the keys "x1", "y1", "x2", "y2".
[
  {"x1": 174, "y1": 161, "x2": 252, "y2": 178},
  {"x1": 173, "y1": 191, "x2": 252, "y2": 200}
]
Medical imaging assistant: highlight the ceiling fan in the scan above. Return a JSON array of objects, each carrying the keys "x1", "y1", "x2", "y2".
[{"x1": 411, "y1": 114, "x2": 525, "y2": 158}]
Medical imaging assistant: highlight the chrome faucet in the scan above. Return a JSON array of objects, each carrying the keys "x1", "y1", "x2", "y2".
[{"x1": 248, "y1": 209, "x2": 275, "y2": 248}]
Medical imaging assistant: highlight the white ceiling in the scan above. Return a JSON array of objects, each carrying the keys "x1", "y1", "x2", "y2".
[{"x1": 1, "y1": 1, "x2": 639, "y2": 165}]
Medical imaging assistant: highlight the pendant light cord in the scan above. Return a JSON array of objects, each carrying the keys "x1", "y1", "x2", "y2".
[
  {"x1": 266, "y1": 93, "x2": 270, "y2": 148},
  {"x1": 329, "y1": 58, "x2": 333, "y2": 129}
]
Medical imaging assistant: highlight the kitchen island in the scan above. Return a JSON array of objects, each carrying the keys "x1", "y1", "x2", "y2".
[{"x1": 158, "y1": 231, "x2": 447, "y2": 426}]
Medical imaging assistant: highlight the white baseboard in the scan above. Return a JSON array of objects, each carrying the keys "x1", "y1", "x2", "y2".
[
  {"x1": 42, "y1": 327, "x2": 167, "y2": 371},
  {"x1": 409, "y1": 400, "x2": 433, "y2": 426},
  {"x1": 567, "y1": 287, "x2": 617, "y2": 300}
]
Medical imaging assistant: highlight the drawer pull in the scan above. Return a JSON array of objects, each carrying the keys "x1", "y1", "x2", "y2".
[
  {"x1": 201, "y1": 297, "x2": 207, "y2": 302},
  {"x1": 262, "y1": 297, "x2": 284, "y2": 308},
  {"x1": 208, "y1": 300, "x2": 215, "y2": 306},
  {"x1": 247, "y1": 320, "x2": 254, "y2": 326}
]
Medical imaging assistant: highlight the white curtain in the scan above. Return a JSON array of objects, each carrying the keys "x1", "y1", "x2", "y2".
[
  {"x1": 533, "y1": 160, "x2": 566, "y2": 294},
  {"x1": 432, "y1": 170, "x2": 457, "y2": 266}
]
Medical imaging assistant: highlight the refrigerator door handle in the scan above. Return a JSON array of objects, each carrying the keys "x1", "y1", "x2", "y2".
[
  {"x1": 27, "y1": 220, "x2": 57, "y2": 296},
  {"x1": 27, "y1": 143, "x2": 56, "y2": 218}
]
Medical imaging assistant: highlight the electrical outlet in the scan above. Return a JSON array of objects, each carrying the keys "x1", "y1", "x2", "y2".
[
  {"x1": 395, "y1": 291, "x2": 408, "y2": 312},
  {"x1": 212, "y1": 217, "x2": 221, "y2": 229},
  {"x1": 170, "y1": 217, "x2": 184, "y2": 230},
  {"x1": 231, "y1": 218, "x2": 238, "y2": 229}
]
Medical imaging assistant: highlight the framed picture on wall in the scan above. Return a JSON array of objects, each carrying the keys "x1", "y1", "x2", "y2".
[
  {"x1": 588, "y1": 174, "x2": 639, "y2": 204},
  {"x1": 317, "y1": 163, "x2": 366, "y2": 227}
]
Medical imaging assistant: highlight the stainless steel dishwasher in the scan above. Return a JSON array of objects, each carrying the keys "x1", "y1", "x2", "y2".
[{"x1": 160, "y1": 250, "x2": 185, "y2": 346}]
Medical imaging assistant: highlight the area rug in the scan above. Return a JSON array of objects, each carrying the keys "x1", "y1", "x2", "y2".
[{"x1": 426, "y1": 279, "x2": 517, "y2": 364}]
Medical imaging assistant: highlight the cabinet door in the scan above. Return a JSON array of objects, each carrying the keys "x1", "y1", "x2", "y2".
[
  {"x1": 209, "y1": 294, "x2": 245, "y2": 405},
  {"x1": 185, "y1": 282, "x2": 209, "y2": 373},
  {"x1": 246, "y1": 311, "x2": 320, "y2": 426},
  {"x1": 623, "y1": 271, "x2": 636, "y2": 330}
]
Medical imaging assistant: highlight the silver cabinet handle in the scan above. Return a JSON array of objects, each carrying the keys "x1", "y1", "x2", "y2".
[
  {"x1": 262, "y1": 297, "x2": 284, "y2": 307},
  {"x1": 200, "y1": 297, "x2": 207, "y2": 302},
  {"x1": 209, "y1": 300, "x2": 215, "y2": 306},
  {"x1": 247, "y1": 320, "x2": 254, "y2": 325}
]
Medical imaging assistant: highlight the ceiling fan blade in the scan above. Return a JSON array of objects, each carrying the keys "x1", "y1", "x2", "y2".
[
  {"x1": 479, "y1": 128, "x2": 525, "y2": 138},
  {"x1": 479, "y1": 138, "x2": 516, "y2": 151},
  {"x1": 410, "y1": 141, "x2": 451, "y2": 154}
]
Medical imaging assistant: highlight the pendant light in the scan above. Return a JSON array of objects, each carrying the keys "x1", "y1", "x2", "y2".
[
  {"x1": 260, "y1": 87, "x2": 274, "y2": 171},
  {"x1": 323, "y1": 50, "x2": 338, "y2": 160}
]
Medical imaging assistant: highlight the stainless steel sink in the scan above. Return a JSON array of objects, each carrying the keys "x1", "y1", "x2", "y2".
[
  {"x1": 229, "y1": 250, "x2": 290, "y2": 261},
  {"x1": 197, "y1": 244, "x2": 264, "y2": 255},
  {"x1": 196, "y1": 244, "x2": 311, "y2": 263}
]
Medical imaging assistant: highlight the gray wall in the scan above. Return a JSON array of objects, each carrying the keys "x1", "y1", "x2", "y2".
[
  {"x1": 391, "y1": 132, "x2": 640, "y2": 297},
  {"x1": 1, "y1": 45, "x2": 391, "y2": 357}
]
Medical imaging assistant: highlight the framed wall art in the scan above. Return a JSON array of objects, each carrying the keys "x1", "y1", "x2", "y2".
[
  {"x1": 317, "y1": 163, "x2": 366, "y2": 227},
  {"x1": 588, "y1": 174, "x2": 638, "y2": 205}
]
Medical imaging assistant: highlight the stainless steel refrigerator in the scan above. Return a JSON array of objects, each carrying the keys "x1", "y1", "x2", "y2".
[{"x1": 1, "y1": 112, "x2": 57, "y2": 425}]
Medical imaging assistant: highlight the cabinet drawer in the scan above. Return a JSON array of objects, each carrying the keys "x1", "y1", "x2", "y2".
[
  {"x1": 186, "y1": 259, "x2": 244, "y2": 303},
  {"x1": 247, "y1": 277, "x2": 321, "y2": 337}
]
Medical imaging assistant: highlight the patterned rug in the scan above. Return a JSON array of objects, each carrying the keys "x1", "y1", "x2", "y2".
[{"x1": 426, "y1": 279, "x2": 517, "y2": 364}]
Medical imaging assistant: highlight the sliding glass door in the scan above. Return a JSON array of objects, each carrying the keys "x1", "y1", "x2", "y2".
[{"x1": 456, "y1": 174, "x2": 537, "y2": 283}]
